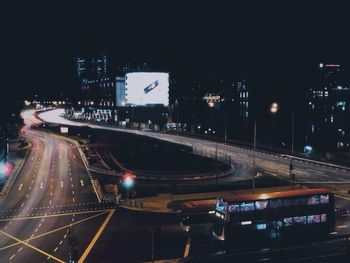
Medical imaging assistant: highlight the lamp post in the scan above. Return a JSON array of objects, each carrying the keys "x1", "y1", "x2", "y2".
[
  {"x1": 290, "y1": 113, "x2": 295, "y2": 187},
  {"x1": 224, "y1": 110, "x2": 227, "y2": 143},
  {"x1": 269, "y1": 102, "x2": 279, "y2": 147},
  {"x1": 252, "y1": 120, "x2": 257, "y2": 193},
  {"x1": 175, "y1": 99, "x2": 179, "y2": 135}
]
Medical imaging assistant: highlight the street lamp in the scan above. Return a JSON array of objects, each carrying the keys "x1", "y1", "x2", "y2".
[
  {"x1": 269, "y1": 102, "x2": 279, "y2": 147},
  {"x1": 270, "y1": 102, "x2": 279, "y2": 113},
  {"x1": 252, "y1": 120, "x2": 257, "y2": 193}
]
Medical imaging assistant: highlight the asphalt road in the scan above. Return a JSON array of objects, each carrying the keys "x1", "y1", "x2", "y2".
[
  {"x1": 39, "y1": 109, "x2": 350, "y2": 184},
  {"x1": 0, "y1": 110, "x2": 115, "y2": 262}
]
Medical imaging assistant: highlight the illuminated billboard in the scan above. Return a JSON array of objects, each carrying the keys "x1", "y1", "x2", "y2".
[{"x1": 125, "y1": 72, "x2": 169, "y2": 106}]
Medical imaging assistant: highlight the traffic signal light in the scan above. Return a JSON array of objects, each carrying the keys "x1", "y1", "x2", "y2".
[{"x1": 121, "y1": 173, "x2": 136, "y2": 188}]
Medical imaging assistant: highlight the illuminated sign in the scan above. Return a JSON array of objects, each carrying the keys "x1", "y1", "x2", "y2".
[
  {"x1": 60, "y1": 127, "x2": 69, "y2": 134},
  {"x1": 125, "y1": 72, "x2": 169, "y2": 106}
]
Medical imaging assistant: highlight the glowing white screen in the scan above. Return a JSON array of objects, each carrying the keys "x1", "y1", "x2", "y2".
[{"x1": 125, "y1": 72, "x2": 169, "y2": 106}]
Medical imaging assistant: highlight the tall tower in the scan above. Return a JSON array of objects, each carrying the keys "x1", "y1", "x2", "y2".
[{"x1": 307, "y1": 63, "x2": 350, "y2": 151}]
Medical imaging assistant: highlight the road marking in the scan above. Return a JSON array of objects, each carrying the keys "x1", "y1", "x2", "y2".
[
  {"x1": 21, "y1": 203, "x2": 24, "y2": 208},
  {"x1": 0, "y1": 211, "x2": 110, "y2": 251},
  {"x1": 61, "y1": 181, "x2": 64, "y2": 188},
  {"x1": 0, "y1": 209, "x2": 112, "y2": 222},
  {"x1": 184, "y1": 236, "x2": 191, "y2": 258},
  {"x1": 0, "y1": 229, "x2": 65, "y2": 263},
  {"x1": 9, "y1": 254, "x2": 15, "y2": 260},
  {"x1": 40, "y1": 182, "x2": 43, "y2": 189},
  {"x1": 78, "y1": 210, "x2": 115, "y2": 263},
  {"x1": 18, "y1": 184, "x2": 23, "y2": 191},
  {"x1": 53, "y1": 247, "x2": 58, "y2": 252},
  {"x1": 80, "y1": 180, "x2": 84, "y2": 187}
]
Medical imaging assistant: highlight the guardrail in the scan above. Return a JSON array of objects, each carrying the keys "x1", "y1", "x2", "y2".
[{"x1": 301, "y1": 181, "x2": 350, "y2": 192}]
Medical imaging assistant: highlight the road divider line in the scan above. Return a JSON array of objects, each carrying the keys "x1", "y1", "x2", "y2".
[
  {"x1": 0, "y1": 229, "x2": 65, "y2": 263},
  {"x1": 0, "y1": 211, "x2": 110, "y2": 251},
  {"x1": 78, "y1": 209, "x2": 115, "y2": 263}
]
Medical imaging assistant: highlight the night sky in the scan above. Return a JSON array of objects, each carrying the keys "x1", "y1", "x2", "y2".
[{"x1": 1, "y1": 1, "x2": 350, "y2": 129}]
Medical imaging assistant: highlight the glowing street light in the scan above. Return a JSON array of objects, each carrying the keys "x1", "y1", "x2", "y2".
[{"x1": 270, "y1": 102, "x2": 279, "y2": 113}]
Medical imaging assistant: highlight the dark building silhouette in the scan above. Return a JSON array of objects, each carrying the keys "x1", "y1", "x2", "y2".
[{"x1": 307, "y1": 63, "x2": 350, "y2": 151}]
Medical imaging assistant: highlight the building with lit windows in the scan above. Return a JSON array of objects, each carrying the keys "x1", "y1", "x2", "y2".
[
  {"x1": 307, "y1": 63, "x2": 350, "y2": 151},
  {"x1": 236, "y1": 76, "x2": 249, "y2": 122},
  {"x1": 116, "y1": 76, "x2": 126, "y2": 106}
]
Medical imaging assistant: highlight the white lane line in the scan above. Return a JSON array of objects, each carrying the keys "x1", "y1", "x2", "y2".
[
  {"x1": 80, "y1": 180, "x2": 84, "y2": 187},
  {"x1": 18, "y1": 184, "x2": 23, "y2": 191},
  {"x1": 61, "y1": 181, "x2": 64, "y2": 188},
  {"x1": 40, "y1": 182, "x2": 44, "y2": 189},
  {"x1": 184, "y1": 237, "x2": 191, "y2": 258},
  {"x1": 53, "y1": 247, "x2": 58, "y2": 252},
  {"x1": 9, "y1": 254, "x2": 15, "y2": 260}
]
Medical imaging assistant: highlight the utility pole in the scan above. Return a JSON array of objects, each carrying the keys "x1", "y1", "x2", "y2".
[
  {"x1": 151, "y1": 229, "x2": 154, "y2": 263},
  {"x1": 175, "y1": 99, "x2": 179, "y2": 136},
  {"x1": 289, "y1": 113, "x2": 295, "y2": 187},
  {"x1": 252, "y1": 120, "x2": 256, "y2": 193},
  {"x1": 224, "y1": 110, "x2": 227, "y2": 143}
]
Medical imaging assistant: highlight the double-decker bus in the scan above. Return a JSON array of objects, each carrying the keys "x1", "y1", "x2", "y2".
[{"x1": 213, "y1": 188, "x2": 334, "y2": 244}]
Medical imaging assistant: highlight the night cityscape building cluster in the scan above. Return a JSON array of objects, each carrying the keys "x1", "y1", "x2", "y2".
[
  {"x1": 2, "y1": 2, "x2": 350, "y2": 262},
  {"x1": 307, "y1": 64, "x2": 350, "y2": 152}
]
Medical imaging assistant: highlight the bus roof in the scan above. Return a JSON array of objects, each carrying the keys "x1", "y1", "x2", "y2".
[{"x1": 221, "y1": 188, "x2": 331, "y2": 203}]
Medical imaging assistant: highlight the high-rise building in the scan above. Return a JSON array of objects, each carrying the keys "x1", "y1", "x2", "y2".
[
  {"x1": 236, "y1": 76, "x2": 249, "y2": 121},
  {"x1": 307, "y1": 63, "x2": 350, "y2": 151},
  {"x1": 116, "y1": 76, "x2": 126, "y2": 106},
  {"x1": 91, "y1": 51, "x2": 108, "y2": 78},
  {"x1": 76, "y1": 57, "x2": 88, "y2": 79},
  {"x1": 75, "y1": 51, "x2": 108, "y2": 80}
]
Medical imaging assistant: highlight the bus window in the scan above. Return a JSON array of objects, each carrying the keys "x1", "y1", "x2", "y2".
[
  {"x1": 255, "y1": 200, "x2": 268, "y2": 210},
  {"x1": 240, "y1": 202, "x2": 254, "y2": 212},
  {"x1": 307, "y1": 195, "x2": 320, "y2": 205},
  {"x1": 269, "y1": 199, "x2": 282, "y2": 208},
  {"x1": 321, "y1": 214, "x2": 327, "y2": 222},
  {"x1": 293, "y1": 216, "x2": 307, "y2": 224},
  {"x1": 228, "y1": 203, "x2": 240, "y2": 213},
  {"x1": 320, "y1": 195, "x2": 329, "y2": 204},
  {"x1": 307, "y1": 215, "x2": 320, "y2": 224},
  {"x1": 283, "y1": 217, "x2": 293, "y2": 226}
]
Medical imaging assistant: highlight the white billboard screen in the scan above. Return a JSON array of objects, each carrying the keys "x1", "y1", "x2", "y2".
[{"x1": 125, "y1": 72, "x2": 169, "y2": 106}]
